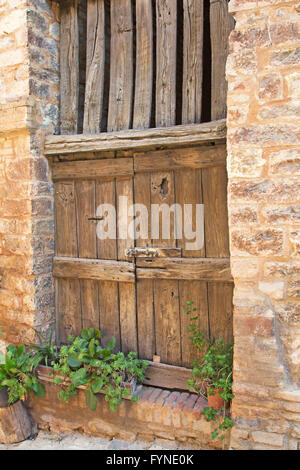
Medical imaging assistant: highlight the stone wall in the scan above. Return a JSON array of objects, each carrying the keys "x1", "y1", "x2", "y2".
[
  {"x1": 227, "y1": 0, "x2": 300, "y2": 450},
  {"x1": 0, "y1": 0, "x2": 59, "y2": 347}
]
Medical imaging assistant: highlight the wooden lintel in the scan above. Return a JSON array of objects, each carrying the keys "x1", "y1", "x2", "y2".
[
  {"x1": 45, "y1": 120, "x2": 226, "y2": 156},
  {"x1": 52, "y1": 158, "x2": 133, "y2": 180},
  {"x1": 136, "y1": 258, "x2": 233, "y2": 282},
  {"x1": 53, "y1": 257, "x2": 135, "y2": 283},
  {"x1": 134, "y1": 144, "x2": 226, "y2": 172}
]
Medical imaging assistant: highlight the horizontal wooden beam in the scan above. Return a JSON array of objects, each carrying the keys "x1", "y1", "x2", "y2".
[
  {"x1": 45, "y1": 119, "x2": 226, "y2": 156},
  {"x1": 134, "y1": 144, "x2": 226, "y2": 172},
  {"x1": 53, "y1": 257, "x2": 135, "y2": 282},
  {"x1": 37, "y1": 362, "x2": 193, "y2": 393},
  {"x1": 52, "y1": 158, "x2": 133, "y2": 180},
  {"x1": 136, "y1": 258, "x2": 232, "y2": 282},
  {"x1": 144, "y1": 362, "x2": 192, "y2": 391}
]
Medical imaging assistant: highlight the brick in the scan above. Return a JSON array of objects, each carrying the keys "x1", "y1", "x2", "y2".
[
  {"x1": 252, "y1": 431, "x2": 284, "y2": 448},
  {"x1": 269, "y1": 149, "x2": 300, "y2": 176},
  {"x1": 257, "y1": 73, "x2": 283, "y2": 103},
  {"x1": 286, "y1": 72, "x2": 300, "y2": 99},
  {"x1": 228, "y1": 147, "x2": 265, "y2": 177},
  {"x1": 271, "y1": 47, "x2": 300, "y2": 66},
  {"x1": 231, "y1": 229, "x2": 284, "y2": 256},
  {"x1": 235, "y1": 317, "x2": 274, "y2": 337}
]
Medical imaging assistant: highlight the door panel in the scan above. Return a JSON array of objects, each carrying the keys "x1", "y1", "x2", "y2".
[{"x1": 53, "y1": 143, "x2": 233, "y2": 379}]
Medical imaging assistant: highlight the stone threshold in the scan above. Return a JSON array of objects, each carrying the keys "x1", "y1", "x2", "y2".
[{"x1": 26, "y1": 371, "x2": 229, "y2": 449}]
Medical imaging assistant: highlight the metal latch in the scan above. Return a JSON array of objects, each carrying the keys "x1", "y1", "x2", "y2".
[{"x1": 125, "y1": 247, "x2": 159, "y2": 258}]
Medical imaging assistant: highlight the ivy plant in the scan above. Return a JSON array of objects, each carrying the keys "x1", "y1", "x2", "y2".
[{"x1": 186, "y1": 301, "x2": 234, "y2": 442}]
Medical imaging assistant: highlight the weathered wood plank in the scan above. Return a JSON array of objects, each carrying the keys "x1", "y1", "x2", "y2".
[
  {"x1": 133, "y1": 0, "x2": 153, "y2": 129},
  {"x1": 134, "y1": 144, "x2": 226, "y2": 172},
  {"x1": 156, "y1": 0, "x2": 177, "y2": 127},
  {"x1": 210, "y1": 0, "x2": 235, "y2": 120},
  {"x1": 96, "y1": 179, "x2": 121, "y2": 350},
  {"x1": 107, "y1": 0, "x2": 133, "y2": 131},
  {"x1": 53, "y1": 257, "x2": 135, "y2": 282},
  {"x1": 179, "y1": 280, "x2": 209, "y2": 368},
  {"x1": 60, "y1": 0, "x2": 79, "y2": 134},
  {"x1": 45, "y1": 120, "x2": 227, "y2": 155},
  {"x1": 52, "y1": 158, "x2": 133, "y2": 180},
  {"x1": 136, "y1": 258, "x2": 232, "y2": 281},
  {"x1": 154, "y1": 280, "x2": 181, "y2": 366},
  {"x1": 0, "y1": 401, "x2": 33, "y2": 444},
  {"x1": 83, "y1": 0, "x2": 105, "y2": 133},
  {"x1": 175, "y1": 167, "x2": 204, "y2": 258},
  {"x1": 202, "y1": 166, "x2": 230, "y2": 258},
  {"x1": 208, "y1": 282, "x2": 233, "y2": 344},
  {"x1": 75, "y1": 181, "x2": 100, "y2": 330},
  {"x1": 182, "y1": 0, "x2": 204, "y2": 124},
  {"x1": 55, "y1": 181, "x2": 81, "y2": 342},
  {"x1": 144, "y1": 361, "x2": 192, "y2": 391}
]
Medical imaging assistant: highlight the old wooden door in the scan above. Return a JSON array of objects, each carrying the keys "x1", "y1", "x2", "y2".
[
  {"x1": 53, "y1": 138, "x2": 233, "y2": 373},
  {"x1": 51, "y1": 0, "x2": 234, "y2": 388}
]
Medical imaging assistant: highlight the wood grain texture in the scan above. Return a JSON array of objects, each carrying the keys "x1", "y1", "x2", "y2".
[
  {"x1": 0, "y1": 401, "x2": 33, "y2": 445},
  {"x1": 45, "y1": 120, "x2": 227, "y2": 155},
  {"x1": 52, "y1": 158, "x2": 133, "y2": 180},
  {"x1": 210, "y1": 0, "x2": 235, "y2": 120},
  {"x1": 154, "y1": 280, "x2": 181, "y2": 366},
  {"x1": 134, "y1": 144, "x2": 226, "y2": 172},
  {"x1": 208, "y1": 282, "x2": 233, "y2": 344},
  {"x1": 107, "y1": 0, "x2": 133, "y2": 131},
  {"x1": 54, "y1": 181, "x2": 81, "y2": 342},
  {"x1": 53, "y1": 257, "x2": 135, "y2": 282},
  {"x1": 83, "y1": 0, "x2": 105, "y2": 133},
  {"x1": 202, "y1": 166, "x2": 230, "y2": 258},
  {"x1": 182, "y1": 0, "x2": 204, "y2": 124},
  {"x1": 133, "y1": 0, "x2": 153, "y2": 129},
  {"x1": 75, "y1": 181, "x2": 99, "y2": 329},
  {"x1": 60, "y1": 0, "x2": 79, "y2": 134},
  {"x1": 156, "y1": 0, "x2": 177, "y2": 127},
  {"x1": 143, "y1": 361, "x2": 192, "y2": 391},
  {"x1": 136, "y1": 258, "x2": 232, "y2": 281},
  {"x1": 179, "y1": 280, "x2": 209, "y2": 367}
]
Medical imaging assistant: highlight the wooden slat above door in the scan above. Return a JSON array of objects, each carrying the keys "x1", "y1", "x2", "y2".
[{"x1": 45, "y1": 119, "x2": 226, "y2": 155}]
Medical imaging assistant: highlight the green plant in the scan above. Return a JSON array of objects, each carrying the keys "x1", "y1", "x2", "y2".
[
  {"x1": 26, "y1": 324, "x2": 58, "y2": 367},
  {"x1": 50, "y1": 328, "x2": 149, "y2": 412},
  {"x1": 0, "y1": 329, "x2": 45, "y2": 405},
  {"x1": 186, "y1": 301, "x2": 234, "y2": 442}
]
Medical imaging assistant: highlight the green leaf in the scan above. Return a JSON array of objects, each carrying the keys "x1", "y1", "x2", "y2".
[
  {"x1": 32, "y1": 382, "x2": 46, "y2": 398},
  {"x1": 107, "y1": 337, "x2": 116, "y2": 351},
  {"x1": 86, "y1": 388, "x2": 98, "y2": 411},
  {"x1": 92, "y1": 378, "x2": 104, "y2": 394},
  {"x1": 67, "y1": 356, "x2": 83, "y2": 368}
]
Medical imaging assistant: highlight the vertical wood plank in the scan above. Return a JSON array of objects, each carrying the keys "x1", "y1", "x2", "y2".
[
  {"x1": 179, "y1": 280, "x2": 209, "y2": 367},
  {"x1": 156, "y1": 0, "x2": 177, "y2": 127},
  {"x1": 60, "y1": 0, "x2": 79, "y2": 134},
  {"x1": 150, "y1": 171, "x2": 176, "y2": 247},
  {"x1": 154, "y1": 280, "x2": 181, "y2": 366},
  {"x1": 175, "y1": 167, "x2": 204, "y2": 258},
  {"x1": 210, "y1": 0, "x2": 235, "y2": 120},
  {"x1": 133, "y1": 0, "x2": 153, "y2": 129},
  {"x1": 107, "y1": 0, "x2": 133, "y2": 131},
  {"x1": 202, "y1": 166, "x2": 229, "y2": 258},
  {"x1": 134, "y1": 172, "x2": 154, "y2": 359},
  {"x1": 107, "y1": 1, "x2": 136, "y2": 355},
  {"x1": 83, "y1": 0, "x2": 105, "y2": 133},
  {"x1": 202, "y1": 164, "x2": 232, "y2": 345},
  {"x1": 182, "y1": 0, "x2": 203, "y2": 124},
  {"x1": 116, "y1": 177, "x2": 137, "y2": 354},
  {"x1": 208, "y1": 282, "x2": 233, "y2": 344},
  {"x1": 75, "y1": 181, "x2": 99, "y2": 330},
  {"x1": 55, "y1": 182, "x2": 81, "y2": 342},
  {"x1": 96, "y1": 179, "x2": 120, "y2": 350}
]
